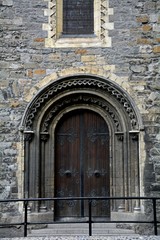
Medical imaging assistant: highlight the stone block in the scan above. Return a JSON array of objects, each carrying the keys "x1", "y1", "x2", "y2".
[
  {"x1": 75, "y1": 49, "x2": 87, "y2": 55},
  {"x1": 142, "y1": 25, "x2": 152, "y2": 31},
  {"x1": 34, "y1": 38, "x2": 45, "y2": 42},
  {"x1": 10, "y1": 101, "x2": 20, "y2": 108},
  {"x1": 34, "y1": 69, "x2": 46, "y2": 75},
  {"x1": 31, "y1": 54, "x2": 43, "y2": 63},
  {"x1": 149, "y1": 14, "x2": 159, "y2": 23},
  {"x1": 130, "y1": 65, "x2": 146, "y2": 73},
  {"x1": 137, "y1": 38, "x2": 152, "y2": 45},
  {"x1": 3, "y1": 149, "x2": 17, "y2": 156},
  {"x1": 27, "y1": 70, "x2": 33, "y2": 78},
  {"x1": 153, "y1": 24, "x2": 160, "y2": 32},
  {"x1": 48, "y1": 53, "x2": 62, "y2": 62},
  {"x1": 81, "y1": 55, "x2": 96, "y2": 62},
  {"x1": 0, "y1": 61, "x2": 10, "y2": 69},
  {"x1": 2, "y1": 0, "x2": 13, "y2": 6},
  {"x1": 155, "y1": 38, "x2": 160, "y2": 43},
  {"x1": 136, "y1": 15, "x2": 149, "y2": 23},
  {"x1": 153, "y1": 46, "x2": 160, "y2": 53}
]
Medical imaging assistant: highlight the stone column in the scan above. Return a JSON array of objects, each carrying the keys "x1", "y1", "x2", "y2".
[
  {"x1": 24, "y1": 130, "x2": 34, "y2": 212},
  {"x1": 24, "y1": 131, "x2": 34, "y2": 199},
  {"x1": 115, "y1": 132, "x2": 125, "y2": 212},
  {"x1": 39, "y1": 132, "x2": 49, "y2": 212},
  {"x1": 129, "y1": 130, "x2": 141, "y2": 212}
]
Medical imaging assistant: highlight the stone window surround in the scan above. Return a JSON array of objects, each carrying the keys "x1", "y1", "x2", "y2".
[
  {"x1": 62, "y1": 0, "x2": 94, "y2": 35},
  {"x1": 43, "y1": 0, "x2": 114, "y2": 48}
]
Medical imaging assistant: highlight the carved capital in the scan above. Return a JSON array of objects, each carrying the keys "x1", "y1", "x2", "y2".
[
  {"x1": 24, "y1": 131, "x2": 34, "y2": 142},
  {"x1": 115, "y1": 132, "x2": 124, "y2": 141},
  {"x1": 131, "y1": 134, "x2": 139, "y2": 141},
  {"x1": 40, "y1": 132, "x2": 49, "y2": 142},
  {"x1": 129, "y1": 130, "x2": 139, "y2": 141}
]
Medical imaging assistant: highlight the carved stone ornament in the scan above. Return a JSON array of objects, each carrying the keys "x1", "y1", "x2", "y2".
[
  {"x1": 129, "y1": 130, "x2": 139, "y2": 141},
  {"x1": 41, "y1": 94, "x2": 121, "y2": 132},
  {"x1": 24, "y1": 131, "x2": 34, "y2": 142},
  {"x1": 57, "y1": 128, "x2": 78, "y2": 145},
  {"x1": 115, "y1": 132, "x2": 124, "y2": 141},
  {"x1": 23, "y1": 76, "x2": 138, "y2": 131},
  {"x1": 40, "y1": 132, "x2": 49, "y2": 142},
  {"x1": 87, "y1": 127, "x2": 109, "y2": 144}
]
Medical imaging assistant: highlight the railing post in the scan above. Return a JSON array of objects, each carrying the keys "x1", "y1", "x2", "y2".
[
  {"x1": 88, "y1": 199, "x2": 92, "y2": 236},
  {"x1": 152, "y1": 198, "x2": 157, "y2": 235},
  {"x1": 24, "y1": 200, "x2": 28, "y2": 237}
]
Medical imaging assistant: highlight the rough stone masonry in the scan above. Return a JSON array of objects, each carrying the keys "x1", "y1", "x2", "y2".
[{"x1": 0, "y1": 0, "x2": 160, "y2": 238}]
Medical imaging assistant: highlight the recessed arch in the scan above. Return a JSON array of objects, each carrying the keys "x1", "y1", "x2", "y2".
[
  {"x1": 21, "y1": 74, "x2": 143, "y2": 218},
  {"x1": 39, "y1": 92, "x2": 123, "y2": 133},
  {"x1": 21, "y1": 74, "x2": 143, "y2": 131}
]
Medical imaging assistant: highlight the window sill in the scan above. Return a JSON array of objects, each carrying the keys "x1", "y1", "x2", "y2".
[
  {"x1": 45, "y1": 36, "x2": 111, "y2": 48},
  {"x1": 60, "y1": 34, "x2": 96, "y2": 38}
]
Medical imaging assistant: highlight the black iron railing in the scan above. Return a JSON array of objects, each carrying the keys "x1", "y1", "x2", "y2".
[{"x1": 0, "y1": 197, "x2": 160, "y2": 237}]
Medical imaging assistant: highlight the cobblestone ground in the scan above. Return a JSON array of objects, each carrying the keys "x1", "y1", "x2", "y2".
[{"x1": 1, "y1": 236, "x2": 160, "y2": 240}]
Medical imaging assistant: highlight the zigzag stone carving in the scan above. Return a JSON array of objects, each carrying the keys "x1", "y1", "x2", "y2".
[
  {"x1": 47, "y1": 0, "x2": 110, "y2": 45},
  {"x1": 100, "y1": 0, "x2": 108, "y2": 42},
  {"x1": 49, "y1": 0, "x2": 56, "y2": 39},
  {"x1": 24, "y1": 77, "x2": 138, "y2": 130},
  {"x1": 41, "y1": 94, "x2": 121, "y2": 132}
]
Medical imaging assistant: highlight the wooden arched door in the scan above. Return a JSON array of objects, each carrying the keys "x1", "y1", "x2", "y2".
[{"x1": 54, "y1": 109, "x2": 110, "y2": 220}]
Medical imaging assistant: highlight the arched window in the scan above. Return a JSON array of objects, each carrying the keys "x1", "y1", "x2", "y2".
[{"x1": 63, "y1": 0, "x2": 94, "y2": 35}]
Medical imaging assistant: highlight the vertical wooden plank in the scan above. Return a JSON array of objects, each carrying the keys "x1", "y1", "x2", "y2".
[
  {"x1": 55, "y1": 112, "x2": 80, "y2": 219},
  {"x1": 83, "y1": 110, "x2": 110, "y2": 218}
]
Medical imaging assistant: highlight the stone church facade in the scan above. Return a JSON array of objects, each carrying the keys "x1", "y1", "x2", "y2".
[{"x1": 0, "y1": 0, "x2": 160, "y2": 233}]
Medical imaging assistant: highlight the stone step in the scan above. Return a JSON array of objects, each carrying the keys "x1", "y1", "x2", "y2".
[
  {"x1": 47, "y1": 223, "x2": 117, "y2": 229},
  {"x1": 29, "y1": 231, "x2": 136, "y2": 237},
  {"x1": 28, "y1": 223, "x2": 136, "y2": 237}
]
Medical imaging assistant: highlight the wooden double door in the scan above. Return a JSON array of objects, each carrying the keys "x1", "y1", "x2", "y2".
[{"x1": 55, "y1": 110, "x2": 110, "y2": 220}]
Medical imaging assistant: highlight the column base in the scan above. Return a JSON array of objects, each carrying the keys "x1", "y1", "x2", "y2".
[
  {"x1": 39, "y1": 206, "x2": 47, "y2": 212},
  {"x1": 134, "y1": 207, "x2": 141, "y2": 213},
  {"x1": 118, "y1": 204, "x2": 125, "y2": 212}
]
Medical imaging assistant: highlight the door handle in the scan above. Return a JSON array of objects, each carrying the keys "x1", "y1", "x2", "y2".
[
  {"x1": 94, "y1": 170, "x2": 101, "y2": 177},
  {"x1": 65, "y1": 170, "x2": 72, "y2": 177}
]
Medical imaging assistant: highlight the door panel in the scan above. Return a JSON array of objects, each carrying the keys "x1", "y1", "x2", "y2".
[
  {"x1": 55, "y1": 113, "x2": 81, "y2": 217},
  {"x1": 55, "y1": 110, "x2": 110, "y2": 219},
  {"x1": 83, "y1": 112, "x2": 110, "y2": 217}
]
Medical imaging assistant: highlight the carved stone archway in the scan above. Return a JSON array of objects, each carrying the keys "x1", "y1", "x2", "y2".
[{"x1": 21, "y1": 74, "x2": 143, "y2": 216}]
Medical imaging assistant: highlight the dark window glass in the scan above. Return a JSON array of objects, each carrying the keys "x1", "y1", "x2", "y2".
[{"x1": 63, "y1": 0, "x2": 94, "y2": 35}]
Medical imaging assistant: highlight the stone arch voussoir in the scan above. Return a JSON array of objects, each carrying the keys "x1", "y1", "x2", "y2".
[{"x1": 21, "y1": 73, "x2": 143, "y2": 132}]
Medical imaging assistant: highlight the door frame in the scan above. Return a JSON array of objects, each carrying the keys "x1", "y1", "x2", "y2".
[
  {"x1": 21, "y1": 74, "x2": 143, "y2": 216},
  {"x1": 54, "y1": 109, "x2": 111, "y2": 220}
]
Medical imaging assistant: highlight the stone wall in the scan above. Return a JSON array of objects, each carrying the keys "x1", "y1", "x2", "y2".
[{"x1": 0, "y1": 0, "x2": 160, "y2": 231}]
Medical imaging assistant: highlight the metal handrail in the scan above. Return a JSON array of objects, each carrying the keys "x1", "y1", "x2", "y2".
[{"x1": 0, "y1": 196, "x2": 160, "y2": 237}]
